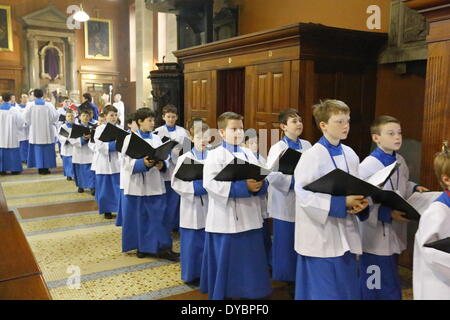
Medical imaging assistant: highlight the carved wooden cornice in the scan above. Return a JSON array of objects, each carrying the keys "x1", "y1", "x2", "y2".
[{"x1": 174, "y1": 23, "x2": 387, "y2": 65}]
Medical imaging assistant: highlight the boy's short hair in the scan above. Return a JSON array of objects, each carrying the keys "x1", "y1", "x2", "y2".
[
  {"x1": 1, "y1": 93, "x2": 12, "y2": 102},
  {"x1": 126, "y1": 112, "x2": 136, "y2": 124},
  {"x1": 33, "y1": 89, "x2": 44, "y2": 98},
  {"x1": 65, "y1": 109, "x2": 74, "y2": 115},
  {"x1": 434, "y1": 141, "x2": 450, "y2": 186},
  {"x1": 279, "y1": 109, "x2": 301, "y2": 125},
  {"x1": 217, "y1": 112, "x2": 243, "y2": 130},
  {"x1": 162, "y1": 104, "x2": 178, "y2": 116},
  {"x1": 103, "y1": 105, "x2": 118, "y2": 116},
  {"x1": 135, "y1": 108, "x2": 155, "y2": 124},
  {"x1": 312, "y1": 99, "x2": 350, "y2": 128},
  {"x1": 83, "y1": 93, "x2": 92, "y2": 102},
  {"x1": 370, "y1": 115, "x2": 401, "y2": 135},
  {"x1": 188, "y1": 118, "x2": 209, "y2": 136},
  {"x1": 98, "y1": 112, "x2": 105, "y2": 118}
]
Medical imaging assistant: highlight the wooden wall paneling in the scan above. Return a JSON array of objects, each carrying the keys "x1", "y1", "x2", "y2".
[
  {"x1": 184, "y1": 71, "x2": 217, "y2": 128},
  {"x1": 421, "y1": 40, "x2": 450, "y2": 188},
  {"x1": 245, "y1": 61, "x2": 297, "y2": 150},
  {"x1": 298, "y1": 60, "x2": 320, "y2": 144},
  {"x1": 290, "y1": 60, "x2": 300, "y2": 109},
  {"x1": 0, "y1": 65, "x2": 23, "y2": 97},
  {"x1": 245, "y1": 61, "x2": 291, "y2": 142}
]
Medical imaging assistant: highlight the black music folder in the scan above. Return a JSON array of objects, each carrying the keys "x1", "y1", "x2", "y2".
[
  {"x1": 175, "y1": 159, "x2": 204, "y2": 181},
  {"x1": 278, "y1": 148, "x2": 302, "y2": 175},
  {"x1": 215, "y1": 158, "x2": 271, "y2": 182},
  {"x1": 70, "y1": 124, "x2": 93, "y2": 139},
  {"x1": 58, "y1": 114, "x2": 66, "y2": 122},
  {"x1": 152, "y1": 131, "x2": 170, "y2": 143},
  {"x1": 98, "y1": 123, "x2": 130, "y2": 152},
  {"x1": 303, "y1": 168, "x2": 420, "y2": 221},
  {"x1": 424, "y1": 237, "x2": 450, "y2": 254},
  {"x1": 59, "y1": 127, "x2": 70, "y2": 138},
  {"x1": 125, "y1": 133, "x2": 179, "y2": 161}
]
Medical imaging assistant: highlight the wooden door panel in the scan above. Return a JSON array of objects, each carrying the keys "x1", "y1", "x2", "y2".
[
  {"x1": 184, "y1": 71, "x2": 217, "y2": 128},
  {"x1": 245, "y1": 61, "x2": 292, "y2": 147}
]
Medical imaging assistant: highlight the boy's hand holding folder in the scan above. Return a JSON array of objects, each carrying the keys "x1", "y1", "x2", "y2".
[{"x1": 304, "y1": 161, "x2": 422, "y2": 220}]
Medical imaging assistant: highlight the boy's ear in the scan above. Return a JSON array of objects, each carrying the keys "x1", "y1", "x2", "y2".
[
  {"x1": 218, "y1": 128, "x2": 225, "y2": 138},
  {"x1": 319, "y1": 121, "x2": 327, "y2": 132},
  {"x1": 442, "y1": 174, "x2": 450, "y2": 187},
  {"x1": 372, "y1": 133, "x2": 380, "y2": 144}
]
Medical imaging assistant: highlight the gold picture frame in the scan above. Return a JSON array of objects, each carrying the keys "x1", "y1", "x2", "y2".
[
  {"x1": 0, "y1": 5, "x2": 13, "y2": 52},
  {"x1": 84, "y1": 18, "x2": 112, "y2": 60}
]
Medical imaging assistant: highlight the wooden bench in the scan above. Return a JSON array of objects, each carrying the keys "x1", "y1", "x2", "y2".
[{"x1": 0, "y1": 184, "x2": 51, "y2": 300}]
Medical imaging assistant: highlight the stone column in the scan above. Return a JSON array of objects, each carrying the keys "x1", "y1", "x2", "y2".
[
  {"x1": 135, "y1": 0, "x2": 155, "y2": 110},
  {"x1": 27, "y1": 35, "x2": 39, "y2": 89},
  {"x1": 67, "y1": 36, "x2": 79, "y2": 101}
]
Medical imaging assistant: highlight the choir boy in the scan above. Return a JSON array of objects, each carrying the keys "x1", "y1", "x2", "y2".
[
  {"x1": 266, "y1": 109, "x2": 312, "y2": 296},
  {"x1": 121, "y1": 108, "x2": 179, "y2": 261},
  {"x1": 293, "y1": 99, "x2": 369, "y2": 300},
  {"x1": 358, "y1": 115, "x2": 428, "y2": 300},
  {"x1": 172, "y1": 119, "x2": 210, "y2": 285},
  {"x1": 200, "y1": 112, "x2": 272, "y2": 300},
  {"x1": 413, "y1": 144, "x2": 450, "y2": 299}
]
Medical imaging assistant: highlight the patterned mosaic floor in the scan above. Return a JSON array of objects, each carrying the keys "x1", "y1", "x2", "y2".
[
  {"x1": 1, "y1": 166, "x2": 413, "y2": 300},
  {"x1": 2, "y1": 169, "x2": 189, "y2": 300}
]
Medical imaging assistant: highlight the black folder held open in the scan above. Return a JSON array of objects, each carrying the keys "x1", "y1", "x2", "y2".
[
  {"x1": 303, "y1": 168, "x2": 421, "y2": 221},
  {"x1": 175, "y1": 159, "x2": 204, "y2": 181},
  {"x1": 70, "y1": 124, "x2": 94, "y2": 139},
  {"x1": 278, "y1": 148, "x2": 302, "y2": 175},
  {"x1": 424, "y1": 237, "x2": 450, "y2": 254},
  {"x1": 125, "y1": 132, "x2": 179, "y2": 161},
  {"x1": 59, "y1": 127, "x2": 70, "y2": 138},
  {"x1": 98, "y1": 123, "x2": 130, "y2": 152},
  {"x1": 214, "y1": 158, "x2": 271, "y2": 182}
]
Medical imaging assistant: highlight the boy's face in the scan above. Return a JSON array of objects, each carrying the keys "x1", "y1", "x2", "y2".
[
  {"x1": 66, "y1": 113, "x2": 74, "y2": 124},
  {"x1": 321, "y1": 112, "x2": 350, "y2": 141},
  {"x1": 245, "y1": 137, "x2": 258, "y2": 154},
  {"x1": 106, "y1": 111, "x2": 118, "y2": 125},
  {"x1": 138, "y1": 117, "x2": 155, "y2": 132},
  {"x1": 11, "y1": 96, "x2": 16, "y2": 104},
  {"x1": 163, "y1": 112, "x2": 178, "y2": 127},
  {"x1": 219, "y1": 119, "x2": 244, "y2": 146},
  {"x1": 21, "y1": 96, "x2": 28, "y2": 104},
  {"x1": 80, "y1": 113, "x2": 90, "y2": 124},
  {"x1": 373, "y1": 122, "x2": 402, "y2": 152},
  {"x1": 281, "y1": 115, "x2": 303, "y2": 138},
  {"x1": 192, "y1": 130, "x2": 210, "y2": 152}
]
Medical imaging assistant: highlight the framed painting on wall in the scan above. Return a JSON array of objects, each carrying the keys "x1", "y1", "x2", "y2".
[
  {"x1": 0, "y1": 5, "x2": 13, "y2": 52},
  {"x1": 84, "y1": 18, "x2": 112, "y2": 60}
]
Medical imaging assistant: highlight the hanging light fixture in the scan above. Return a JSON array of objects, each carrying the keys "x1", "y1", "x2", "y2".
[{"x1": 74, "y1": 4, "x2": 90, "y2": 22}]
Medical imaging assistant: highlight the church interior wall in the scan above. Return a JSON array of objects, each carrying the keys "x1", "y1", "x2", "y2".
[
  {"x1": 231, "y1": 0, "x2": 391, "y2": 35},
  {"x1": 0, "y1": 0, "x2": 131, "y2": 108}
]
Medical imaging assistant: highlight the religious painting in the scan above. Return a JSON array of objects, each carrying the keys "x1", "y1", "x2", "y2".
[
  {"x1": 84, "y1": 18, "x2": 112, "y2": 60},
  {"x1": 0, "y1": 5, "x2": 13, "y2": 52}
]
